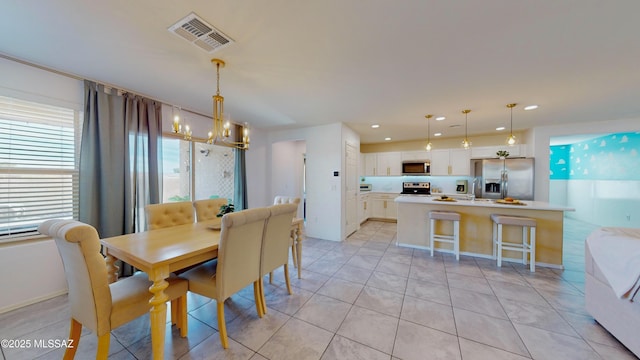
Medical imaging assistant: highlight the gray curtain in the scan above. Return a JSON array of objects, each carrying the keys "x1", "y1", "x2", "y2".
[
  {"x1": 234, "y1": 148, "x2": 248, "y2": 210},
  {"x1": 79, "y1": 80, "x2": 162, "y2": 274}
]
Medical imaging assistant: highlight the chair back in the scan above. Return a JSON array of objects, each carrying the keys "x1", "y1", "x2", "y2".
[
  {"x1": 217, "y1": 207, "x2": 270, "y2": 300},
  {"x1": 145, "y1": 201, "x2": 194, "y2": 230},
  {"x1": 261, "y1": 203, "x2": 298, "y2": 276},
  {"x1": 38, "y1": 219, "x2": 112, "y2": 335},
  {"x1": 273, "y1": 196, "x2": 300, "y2": 207},
  {"x1": 193, "y1": 198, "x2": 228, "y2": 222}
]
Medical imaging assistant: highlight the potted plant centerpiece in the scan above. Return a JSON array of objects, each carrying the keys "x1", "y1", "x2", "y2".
[
  {"x1": 217, "y1": 202, "x2": 235, "y2": 217},
  {"x1": 496, "y1": 150, "x2": 510, "y2": 160}
]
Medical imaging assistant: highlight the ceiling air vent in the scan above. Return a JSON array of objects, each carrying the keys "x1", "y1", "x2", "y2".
[{"x1": 168, "y1": 12, "x2": 234, "y2": 53}]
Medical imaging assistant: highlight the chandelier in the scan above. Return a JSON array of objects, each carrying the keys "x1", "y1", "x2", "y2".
[
  {"x1": 425, "y1": 114, "x2": 433, "y2": 151},
  {"x1": 506, "y1": 103, "x2": 517, "y2": 146},
  {"x1": 171, "y1": 58, "x2": 250, "y2": 150},
  {"x1": 461, "y1": 109, "x2": 472, "y2": 149}
]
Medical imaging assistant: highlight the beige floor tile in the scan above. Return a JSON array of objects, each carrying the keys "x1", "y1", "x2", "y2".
[
  {"x1": 559, "y1": 311, "x2": 626, "y2": 348},
  {"x1": 126, "y1": 318, "x2": 215, "y2": 360},
  {"x1": 498, "y1": 298, "x2": 579, "y2": 337},
  {"x1": 449, "y1": 287, "x2": 508, "y2": 319},
  {"x1": 393, "y1": 319, "x2": 461, "y2": 360},
  {"x1": 586, "y1": 340, "x2": 638, "y2": 360},
  {"x1": 366, "y1": 271, "x2": 408, "y2": 295},
  {"x1": 458, "y1": 338, "x2": 531, "y2": 360},
  {"x1": 513, "y1": 323, "x2": 599, "y2": 360},
  {"x1": 400, "y1": 295, "x2": 457, "y2": 335},
  {"x1": 321, "y1": 335, "x2": 391, "y2": 360},
  {"x1": 337, "y1": 306, "x2": 398, "y2": 354},
  {"x1": 405, "y1": 277, "x2": 451, "y2": 306},
  {"x1": 374, "y1": 260, "x2": 411, "y2": 277},
  {"x1": 225, "y1": 307, "x2": 289, "y2": 352},
  {"x1": 293, "y1": 294, "x2": 351, "y2": 332},
  {"x1": 261, "y1": 283, "x2": 314, "y2": 316},
  {"x1": 354, "y1": 286, "x2": 404, "y2": 317},
  {"x1": 316, "y1": 277, "x2": 364, "y2": 304},
  {"x1": 408, "y1": 264, "x2": 448, "y2": 285},
  {"x1": 454, "y1": 308, "x2": 529, "y2": 357},
  {"x1": 446, "y1": 272, "x2": 494, "y2": 295},
  {"x1": 333, "y1": 264, "x2": 373, "y2": 285},
  {"x1": 178, "y1": 333, "x2": 254, "y2": 360},
  {"x1": 258, "y1": 318, "x2": 333, "y2": 360},
  {"x1": 488, "y1": 280, "x2": 548, "y2": 307},
  {"x1": 345, "y1": 254, "x2": 381, "y2": 271}
]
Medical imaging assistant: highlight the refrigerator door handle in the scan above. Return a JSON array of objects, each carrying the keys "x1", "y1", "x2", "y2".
[{"x1": 502, "y1": 171, "x2": 508, "y2": 198}]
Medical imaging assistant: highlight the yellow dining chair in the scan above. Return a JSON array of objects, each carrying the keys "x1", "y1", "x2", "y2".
[
  {"x1": 258, "y1": 203, "x2": 298, "y2": 315},
  {"x1": 273, "y1": 196, "x2": 301, "y2": 270},
  {"x1": 38, "y1": 219, "x2": 188, "y2": 360},
  {"x1": 193, "y1": 198, "x2": 228, "y2": 222},
  {"x1": 180, "y1": 207, "x2": 269, "y2": 349}
]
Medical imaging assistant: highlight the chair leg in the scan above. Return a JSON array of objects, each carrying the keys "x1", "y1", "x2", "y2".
[
  {"x1": 171, "y1": 300, "x2": 177, "y2": 326},
  {"x1": 291, "y1": 243, "x2": 298, "y2": 268},
  {"x1": 253, "y1": 281, "x2": 264, "y2": 317},
  {"x1": 96, "y1": 333, "x2": 110, "y2": 360},
  {"x1": 497, "y1": 223, "x2": 503, "y2": 267},
  {"x1": 530, "y1": 227, "x2": 536, "y2": 272},
  {"x1": 178, "y1": 295, "x2": 188, "y2": 337},
  {"x1": 430, "y1": 218, "x2": 435, "y2": 257},
  {"x1": 284, "y1": 264, "x2": 293, "y2": 295},
  {"x1": 63, "y1": 318, "x2": 82, "y2": 360},
  {"x1": 454, "y1": 220, "x2": 460, "y2": 261},
  {"x1": 259, "y1": 278, "x2": 268, "y2": 315},
  {"x1": 217, "y1": 301, "x2": 229, "y2": 349}
]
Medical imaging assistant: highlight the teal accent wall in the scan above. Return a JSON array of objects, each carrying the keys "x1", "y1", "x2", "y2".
[{"x1": 550, "y1": 132, "x2": 640, "y2": 180}]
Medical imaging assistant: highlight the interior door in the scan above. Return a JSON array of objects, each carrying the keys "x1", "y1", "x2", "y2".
[{"x1": 345, "y1": 142, "x2": 359, "y2": 236}]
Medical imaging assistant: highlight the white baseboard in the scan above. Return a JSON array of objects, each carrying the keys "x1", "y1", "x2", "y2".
[{"x1": 0, "y1": 289, "x2": 68, "y2": 315}]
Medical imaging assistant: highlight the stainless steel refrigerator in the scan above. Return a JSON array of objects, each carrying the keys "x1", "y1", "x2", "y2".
[{"x1": 472, "y1": 158, "x2": 535, "y2": 200}]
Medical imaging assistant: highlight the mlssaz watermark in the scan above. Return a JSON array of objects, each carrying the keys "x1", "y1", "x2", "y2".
[{"x1": 1, "y1": 338, "x2": 75, "y2": 349}]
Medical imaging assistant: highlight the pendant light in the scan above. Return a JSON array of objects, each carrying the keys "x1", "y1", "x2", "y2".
[
  {"x1": 506, "y1": 103, "x2": 517, "y2": 145},
  {"x1": 461, "y1": 109, "x2": 472, "y2": 149},
  {"x1": 425, "y1": 114, "x2": 433, "y2": 151}
]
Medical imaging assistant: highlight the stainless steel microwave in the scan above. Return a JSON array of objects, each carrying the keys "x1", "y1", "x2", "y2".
[{"x1": 402, "y1": 161, "x2": 430, "y2": 176}]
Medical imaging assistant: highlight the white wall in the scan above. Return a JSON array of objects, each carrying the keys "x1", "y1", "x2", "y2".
[
  {"x1": 271, "y1": 140, "x2": 306, "y2": 219},
  {"x1": 0, "y1": 57, "x2": 83, "y2": 313}
]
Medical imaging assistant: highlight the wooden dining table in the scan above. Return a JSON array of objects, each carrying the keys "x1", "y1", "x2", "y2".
[{"x1": 100, "y1": 219, "x2": 221, "y2": 360}]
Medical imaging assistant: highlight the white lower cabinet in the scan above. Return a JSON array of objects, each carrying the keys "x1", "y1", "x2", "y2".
[
  {"x1": 358, "y1": 194, "x2": 371, "y2": 224},
  {"x1": 369, "y1": 193, "x2": 397, "y2": 220}
]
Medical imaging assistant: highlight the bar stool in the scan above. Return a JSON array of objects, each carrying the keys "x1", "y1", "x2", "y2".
[
  {"x1": 491, "y1": 214, "x2": 536, "y2": 272},
  {"x1": 429, "y1": 211, "x2": 461, "y2": 260}
]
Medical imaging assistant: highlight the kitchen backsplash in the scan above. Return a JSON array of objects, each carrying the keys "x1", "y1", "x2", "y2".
[{"x1": 361, "y1": 176, "x2": 472, "y2": 194}]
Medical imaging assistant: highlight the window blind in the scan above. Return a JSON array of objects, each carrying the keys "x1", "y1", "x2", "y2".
[{"x1": 0, "y1": 95, "x2": 80, "y2": 241}]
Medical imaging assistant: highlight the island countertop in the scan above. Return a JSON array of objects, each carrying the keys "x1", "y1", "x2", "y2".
[
  {"x1": 395, "y1": 195, "x2": 573, "y2": 267},
  {"x1": 394, "y1": 195, "x2": 575, "y2": 212}
]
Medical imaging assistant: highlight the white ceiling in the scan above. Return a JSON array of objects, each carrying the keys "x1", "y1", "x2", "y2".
[{"x1": 2, "y1": 1, "x2": 639, "y2": 144}]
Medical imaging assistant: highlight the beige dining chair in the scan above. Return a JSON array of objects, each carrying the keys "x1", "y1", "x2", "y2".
[
  {"x1": 179, "y1": 207, "x2": 270, "y2": 349},
  {"x1": 273, "y1": 196, "x2": 301, "y2": 270},
  {"x1": 38, "y1": 219, "x2": 188, "y2": 360},
  {"x1": 145, "y1": 201, "x2": 195, "y2": 230},
  {"x1": 144, "y1": 201, "x2": 196, "y2": 324},
  {"x1": 193, "y1": 198, "x2": 228, "y2": 222},
  {"x1": 258, "y1": 203, "x2": 298, "y2": 315}
]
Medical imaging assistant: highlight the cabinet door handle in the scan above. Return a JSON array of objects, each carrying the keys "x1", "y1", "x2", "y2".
[
  {"x1": 448, "y1": 165, "x2": 452, "y2": 175},
  {"x1": 364, "y1": 202, "x2": 367, "y2": 210},
  {"x1": 384, "y1": 200, "x2": 387, "y2": 209}
]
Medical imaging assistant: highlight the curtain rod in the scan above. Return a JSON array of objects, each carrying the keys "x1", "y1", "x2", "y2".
[{"x1": 0, "y1": 53, "x2": 211, "y2": 119}]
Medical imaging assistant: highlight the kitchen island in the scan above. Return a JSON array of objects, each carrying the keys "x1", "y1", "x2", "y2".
[{"x1": 395, "y1": 195, "x2": 574, "y2": 268}]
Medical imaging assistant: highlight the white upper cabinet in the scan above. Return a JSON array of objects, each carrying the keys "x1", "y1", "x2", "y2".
[
  {"x1": 401, "y1": 150, "x2": 431, "y2": 161},
  {"x1": 430, "y1": 149, "x2": 470, "y2": 176},
  {"x1": 376, "y1": 152, "x2": 402, "y2": 176},
  {"x1": 363, "y1": 153, "x2": 377, "y2": 176}
]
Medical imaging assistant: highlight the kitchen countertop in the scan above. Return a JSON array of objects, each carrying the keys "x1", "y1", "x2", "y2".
[{"x1": 395, "y1": 194, "x2": 575, "y2": 212}]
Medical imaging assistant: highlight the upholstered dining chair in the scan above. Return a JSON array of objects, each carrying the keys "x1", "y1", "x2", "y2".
[
  {"x1": 145, "y1": 201, "x2": 195, "y2": 230},
  {"x1": 144, "y1": 201, "x2": 196, "y2": 323},
  {"x1": 38, "y1": 219, "x2": 188, "y2": 360},
  {"x1": 273, "y1": 196, "x2": 301, "y2": 269},
  {"x1": 258, "y1": 203, "x2": 298, "y2": 315},
  {"x1": 180, "y1": 207, "x2": 270, "y2": 349},
  {"x1": 193, "y1": 198, "x2": 228, "y2": 222}
]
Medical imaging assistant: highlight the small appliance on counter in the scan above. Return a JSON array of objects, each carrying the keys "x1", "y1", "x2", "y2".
[
  {"x1": 401, "y1": 182, "x2": 430, "y2": 195},
  {"x1": 456, "y1": 180, "x2": 468, "y2": 194},
  {"x1": 359, "y1": 183, "x2": 372, "y2": 192}
]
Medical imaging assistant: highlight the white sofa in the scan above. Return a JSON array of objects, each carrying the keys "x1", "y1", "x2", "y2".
[{"x1": 585, "y1": 227, "x2": 640, "y2": 357}]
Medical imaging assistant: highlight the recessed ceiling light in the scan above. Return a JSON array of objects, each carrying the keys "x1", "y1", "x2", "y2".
[
  {"x1": 434, "y1": 133, "x2": 442, "y2": 137},
  {"x1": 384, "y1": 137, "x2": 391, "y2": 141},
  {"x1": 524, "y1": 105, "x2": 539, "y2": 111},
  {"x1": 436, "y1": 116, "x2": 446, "y2": 121},
  {"x1": 371, "y1": 124, "x2": 380, "y2": 128},
  {"x1": 496, "y1": 126, "x2": 506, "y2": 131}
]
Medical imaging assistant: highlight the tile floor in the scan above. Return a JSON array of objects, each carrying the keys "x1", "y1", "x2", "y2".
[{"x1": 1, "y1": 217, "x2": 637, "y2": 359}]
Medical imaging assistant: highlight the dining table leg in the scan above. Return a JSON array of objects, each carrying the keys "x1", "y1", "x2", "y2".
[
  {"x1": 148, "y1": 267, "x2": 170, "y2": 360},
  {"x1": 105, "y1": 253, "x2": 119, "y2": 284}
]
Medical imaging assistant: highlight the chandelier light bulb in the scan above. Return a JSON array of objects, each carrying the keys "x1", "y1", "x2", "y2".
[
  {"x1": 506, "y1": 103, "x2": 517, "y2": 146},
  {"x1": 425, "y1": 114, "x2": 433, "y2": 151}
]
